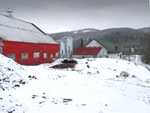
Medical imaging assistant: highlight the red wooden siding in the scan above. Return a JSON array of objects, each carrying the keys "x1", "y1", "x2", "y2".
[{"x1": 1, "y1": 40, "x2": 59, "y2": 65}]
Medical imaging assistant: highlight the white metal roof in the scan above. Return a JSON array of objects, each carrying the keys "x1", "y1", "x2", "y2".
[{"x1": 0, "y1": 14, "x2": 57, "y2": 44}]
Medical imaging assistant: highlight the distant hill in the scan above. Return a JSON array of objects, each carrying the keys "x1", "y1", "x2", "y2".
[
  {"x1": 49, "y1": 28, "x2": 101, "y2": 40},
  {"x1": 138, "y1": 27, "x2": 150, "y2": 33},
  {"x1": 48, "y1": 27, "x2": 150, "y2": 54}
]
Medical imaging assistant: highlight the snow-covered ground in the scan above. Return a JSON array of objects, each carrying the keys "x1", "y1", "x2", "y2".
[{"x1": 0, "y1": 54, "x2": 150, "y2": 113}]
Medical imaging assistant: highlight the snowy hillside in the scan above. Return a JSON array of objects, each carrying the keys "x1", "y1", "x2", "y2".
[{"x1": 0, "y1": 54, "x2": 150, "y2": 113}]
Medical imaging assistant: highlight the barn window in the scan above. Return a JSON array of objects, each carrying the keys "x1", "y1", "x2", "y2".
[
  {"x1": 0, "y1": 47, "x2": 2, "y2": 54},
  {"x1": 33, "y1": 52, "x2": 40, "y2": 58},
  {"x1": 43, "y1": 53, "x2": 47, "y2": 59},
  {"x1": 56, "y1": 52, "x2": 59, "y2": 57},
  {"x1": 21, "y1": 53, "x2": 28, "y2": 59},
  {"x1": 50, "y1": 53, "x2": 53, "y2": 58},
  {"x1": 0, "y1": 40, "x2": 4, "y2": 46},
  {"x1": 7, "y1": 54, "x2": 15, "y2": 59}
]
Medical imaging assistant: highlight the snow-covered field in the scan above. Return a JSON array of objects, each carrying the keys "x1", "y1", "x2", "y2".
[{"x1": 0, "y1": 54, "x2": 150, "y2": 113}]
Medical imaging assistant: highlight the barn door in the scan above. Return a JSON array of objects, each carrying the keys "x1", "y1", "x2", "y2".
[{"x1": 0, "y1": 47, "x2": 2, "y2": 54}]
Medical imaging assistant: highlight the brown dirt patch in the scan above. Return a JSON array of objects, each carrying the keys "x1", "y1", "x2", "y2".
[{"x1": 50, "y1": 59, "x2": 77, "y2": 69}]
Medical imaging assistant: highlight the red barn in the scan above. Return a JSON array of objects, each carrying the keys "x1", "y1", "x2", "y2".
[{"x1": 0, "y1": 14, "x2": 59, "y2": 65}]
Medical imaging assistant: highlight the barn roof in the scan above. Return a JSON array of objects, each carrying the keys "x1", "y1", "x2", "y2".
[
  {"x1": 0, "y1": 14, "x2": 57, "y2": 44},
  {"x1": 86, "y1": 39, "x2": 116, "y2": 52},
  {"x1": 95, "y1": 39, "x2": 115, "y2": 52},
  {"x1": 73, "y1": 47, "x2": 102, "y2": 55}
]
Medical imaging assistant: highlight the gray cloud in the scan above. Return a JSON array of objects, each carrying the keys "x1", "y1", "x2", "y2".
[
  {"x1": 0, "y1": 0, "x2": 149, "y2": 33},
  {"x1": 0, "y1": 0, "x2": 148, "y2": 13}
]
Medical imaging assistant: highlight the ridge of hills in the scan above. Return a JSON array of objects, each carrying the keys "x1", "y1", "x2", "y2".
[{"x1": 48, "y1": 27, "x2": 150, "y2": 54}]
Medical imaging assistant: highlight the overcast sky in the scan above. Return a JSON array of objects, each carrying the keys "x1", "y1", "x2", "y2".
[{"x1": 0, "y1": 0, "x2": 150, "y2": 33}]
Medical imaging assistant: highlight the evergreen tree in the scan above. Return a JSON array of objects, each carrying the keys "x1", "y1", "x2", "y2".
[{"x1": 80, "y1": 38, "x2": 83, "y2": 47}]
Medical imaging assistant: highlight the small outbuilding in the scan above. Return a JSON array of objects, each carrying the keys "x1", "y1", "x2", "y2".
[
  {"x1": 87, "y1": 39, "x2": 122, "y2": 59},
  {"x1": 72, "y1": 47, "x2": 107, "y2": 58}
]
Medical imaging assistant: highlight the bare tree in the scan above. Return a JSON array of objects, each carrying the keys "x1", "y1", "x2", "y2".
[{"x1": 141, "y1": 34, "x2": 150, "y2": 64}]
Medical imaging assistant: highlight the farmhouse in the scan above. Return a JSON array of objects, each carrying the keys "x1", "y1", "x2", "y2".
[
  {"x1": 0, "y1": 14, "x2": 59, "y2": 65},
  {"x1": 87, "y1": 39, "x2": 122, "y2": 59},
  {"x1": 72, "y1": 47, "x2": 107, "y2": 58}
]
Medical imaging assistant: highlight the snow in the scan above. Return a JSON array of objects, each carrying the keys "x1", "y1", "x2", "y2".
[
  {"x1": 0, "y1": 14, "x2": 57, "y2": 44},
  {"x1": 73, "y1": 29, "x2": 95, "y2": 34},
  {"x1": 0, "y1": 54, "x2": 29, "y2": 91},
  {"x1": 0, "y1": 54, "x2": 150, "y2": 113},
  {"x1": 81, "y1": 30, "x2": 94, "y2": 33}
]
